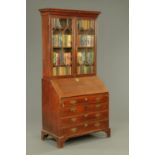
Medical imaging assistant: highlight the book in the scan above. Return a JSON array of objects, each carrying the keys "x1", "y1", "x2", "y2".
[
  {"x1": 53, "y1": 18, "x2": 61, "y2": 28},
  {"x1": 64, "y1": 52, "x2": 71, "y2": 65},
  {"x1": 78, "y1": 19, "x2": 94, "y2": 30},
  {"x1": 53, "y1": 34, "x2": 72, "y2": 47},
  {"x1": 53, "y1": 51, "x2": 72, "y2": 66},
  {"x1": 53, "y1": 66, "x2": 71, "y2": 76},
  {"x1": 86, "y1": 49, "x2": 94, "y2": 65},
  {"x1": 77, "y1": 65, "x2": 94, "y2": 74},
  {"x1": 78, "y1": 35, "x2": 94, "y2": 47}
]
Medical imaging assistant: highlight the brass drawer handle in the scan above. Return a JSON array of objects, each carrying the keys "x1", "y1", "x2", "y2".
[
  {"x1": 96, "y1": 97, "x2": 101, "y2": 102},
  {"x1": 94, "y1": 122, "x2": 100, "y2": 127},
  {"x1": 95, "y1": 113, "x2": 101, "y2": 117},
  {"x1": 70, "y1": 107, "x2": 76, "y2": 112},
  {"x1": 96, "y1": 104, "x2": 101, "y2": 108},
  {"x1": 84, "y1": 123, "x2": 88, "y2": 127},
  {"x1": 70, "y1": 100, "x2": 77, "y2": 105},
  {"x1": 71, "y1": 128, "x2": 77, "y2": 133},
  {"x1": 71, "y1": 118, "x2": 77, "y2": 122},
  {"x1": 84, "y1": 114, "x2": 88, "y2": 117}
]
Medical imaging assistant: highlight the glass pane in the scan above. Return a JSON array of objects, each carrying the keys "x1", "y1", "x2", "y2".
[
  {"x1": 52, "y1": 18, "x2": 72, "y2": 76},
  {"x1": 77, "y1": 19, "x2": 95, "y2": 75}
]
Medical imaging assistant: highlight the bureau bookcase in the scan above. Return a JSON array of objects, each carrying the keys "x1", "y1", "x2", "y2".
[{"x1": 39, "y1": 8, "x2": 111, "y2": 148}]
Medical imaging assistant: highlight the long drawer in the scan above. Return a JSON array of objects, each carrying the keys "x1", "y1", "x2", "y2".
[
  {"x1": 62, "y1": 120, "x2": 108, "y2": 136},
  {"x1": 61, "y1": 94, "x2": 108, "y2": 108},
  {"x1": 60, "y1": 102, "x2": 108, "y2": 117},
  {"x1": 60, "y1": 111, "x2": 108, "y2": 127}
]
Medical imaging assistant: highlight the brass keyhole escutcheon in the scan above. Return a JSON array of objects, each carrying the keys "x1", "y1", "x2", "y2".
[
  {"x1": 75, "y1": 78, "x2": 79, "y2": 82},
  {"x1": 96, "y1": 104, "x2": 101, "y2": 108},
  {"x1": 70, "y1": 107, "x2": 76, "y2": 112}
]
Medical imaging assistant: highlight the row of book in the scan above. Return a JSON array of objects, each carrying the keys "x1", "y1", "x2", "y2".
[
  {"x1": 53, "y1": 34, "x2": 72, "y2": 47},
  {"x1": 52, "y1": 18, "x2": 71, "y2": 29},
  {"x1": 78, "y1": 20, "x2": 94, "y2": 30},
  {"x1": 53, "y1": 66, "x2": 71, "y2": 76},
  {"x1": 53, "y1": 52, "x2": 72, "y2": 66},
  {"x1": 78, "y1": 35, "x2": 94, "y2": 47},
  {"x1": 77, "y1": 49, "x2": 94, "y2": 65},
  {"x1": 77, "y1": 65, "x2": 94, "y2": 74}
]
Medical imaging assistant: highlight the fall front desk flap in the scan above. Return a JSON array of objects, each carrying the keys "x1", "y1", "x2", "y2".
[{"x1": 50, "y1": 76, "x2": 108, "y2": 98}]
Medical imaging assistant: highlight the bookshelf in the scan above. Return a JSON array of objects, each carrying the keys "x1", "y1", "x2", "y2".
[
  {"x1": 39, "y1": 8, "x2": 110, "y2": 148},
  {"x1": 40, "y1": 9, "x2": 99, "y2": 77}
]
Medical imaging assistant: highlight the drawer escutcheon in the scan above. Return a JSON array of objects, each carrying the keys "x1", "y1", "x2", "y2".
[
  {"x1": 70, "y1": 107, "x2": 76, "y2": 112},
  {"x1": 70, "y1": 100, "x2": 77, "y2": 105},
  {"x1": 96, "y1": 104, "x2": 101, "y2": 108}
]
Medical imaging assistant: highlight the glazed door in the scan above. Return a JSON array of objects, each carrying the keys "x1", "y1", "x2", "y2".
[
  {"x1": 75, "y1": 18, "x2": 96, "y2": 76},
  {"x1": 51, "y1": 17, "x2": 74, "y2": 77}
]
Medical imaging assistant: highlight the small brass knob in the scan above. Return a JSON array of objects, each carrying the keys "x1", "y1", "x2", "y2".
[
  {"x1": 71, "y1": 128, "x2": 77, "y2": 133},
  {"x1": 85, "y1": 97, "x2": 88, "y2": 101},
  {"x1": 95, "y1": 113, "x2": 100, "y2": 117},
  {"x1": 84, "y1": 123, "x2": 88, "y2": 127}
]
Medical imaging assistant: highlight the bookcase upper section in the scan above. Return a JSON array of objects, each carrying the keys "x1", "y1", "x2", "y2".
[{"x1": 39, "y1": 8, "x2": 101, "y2": 78}]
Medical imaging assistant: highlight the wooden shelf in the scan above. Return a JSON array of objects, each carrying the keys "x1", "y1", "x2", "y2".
[
  {"x1": 53, "y1": 46, "x2": 72, "y2": 48},
  {"x1": 78, "y1": 46, "x2": 94, "y2": 48},
  {"x1": 53, "y1": 64, "x2": 72, "y2": 67}
]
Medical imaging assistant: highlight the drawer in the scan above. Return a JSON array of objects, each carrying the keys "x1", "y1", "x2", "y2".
[
  {"x1": 61, "y1": 111, "x2": 108, "y2": 127},
  {"x1": 60, "y1": 105, "x2": 85, "y2": 117},
  {"x1": 61, "y1": 115, "x2": 83, "y2": 127},
  {"x1": 62, "y1": 120, "x2": 108, "y2": 136},
  {"x1": 82, "y1": 120, "x2": 108, "y2": 132},
  {"x1": 61, "y1": 96, "x2": 88, "y2": 107},
  {"x1": 85, "y1": 103, "x2": 108, "y2": 112},
  {"x1": 83, "y1": 111, "x2": 108, "y2": 121},
  {"x1": 90, "y1": 94, "x2": 108, "y2": 103},
  {"x1": 61, "y1": 94, "x2": 108, "y2": 107},
  {"x1": 61, "y1": 102, "x2": 108, "y2": 117}
]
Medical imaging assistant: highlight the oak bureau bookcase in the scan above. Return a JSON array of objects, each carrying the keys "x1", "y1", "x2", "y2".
[{"x1": 39, "y1": 8, "x2": 111, "y2": 148}]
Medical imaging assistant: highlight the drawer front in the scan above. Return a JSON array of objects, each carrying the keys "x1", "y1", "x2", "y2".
[
  {"x1": 61, "y1": 102, "x2": 108, "y2": 117},
  {"x1": 60, "y1": 105, "x2": 85, "y2": 117},
  {"x1": 85, "y1": 103, "x2": 108, "y2": 112},
  {"x1": 83, "y1": 111, "x2": 108, "y2": 121},
  {"x1": 61, "y1": 111, "x2": 108, "y2": 127},
  {"x1": 62, "y1": 120, "x2": 108, "y2": 136},
  {"x1": 61, "y1": 115, "x2": 83, "y2": 127},
  {"x1": 61, "y1": 94, "x2": 108, "y2": 107}
]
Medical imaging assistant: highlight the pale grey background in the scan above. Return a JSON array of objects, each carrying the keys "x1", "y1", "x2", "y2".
[{"x1": 27, "y1": 0, "x2": 129, "y2": 154}]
